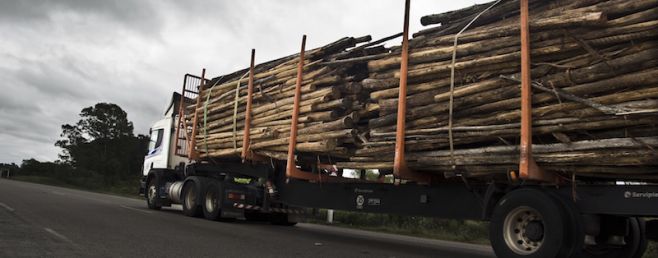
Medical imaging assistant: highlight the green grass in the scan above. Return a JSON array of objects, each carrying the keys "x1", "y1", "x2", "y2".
[
  {"x1": 305, "y1": 210, "x2": 490, "y2": 244},
  {"x1": 646, "y1": 242, "x2": 657, "y2": 258},
  {"x1": 10, "y1": 175, "x2": 141, "y2": 199},
  {"x1": 305, "y1": 210, "x2": 658, "y2": 258}
]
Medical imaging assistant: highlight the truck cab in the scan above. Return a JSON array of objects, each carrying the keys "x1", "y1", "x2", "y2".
[{"x1": 142, "y1": 93, "x2": 189, "y2": 177}]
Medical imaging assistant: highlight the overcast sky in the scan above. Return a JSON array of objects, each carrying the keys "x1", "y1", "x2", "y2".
[{"x1": 0, "y1": 0, "x2": 489, "y2": 164}]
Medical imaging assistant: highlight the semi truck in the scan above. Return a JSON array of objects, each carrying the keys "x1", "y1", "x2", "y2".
[
  {"x1": 139, "y1": 77, "x2": 658, "y2": 258},
  {"x1": 138, "y1": 1, "x2": 658, "y2": 257}
]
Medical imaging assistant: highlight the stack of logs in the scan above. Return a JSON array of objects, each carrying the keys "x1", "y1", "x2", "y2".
[
  {"x1": 190, "y1": 0, "x2": 658, "y2": 181},
  {"x1": 188, "y1": 36, "x2": 380, "y2": 161},
  {"x1": 339, "y1": 0, "x2": 658, "y2": 179}
]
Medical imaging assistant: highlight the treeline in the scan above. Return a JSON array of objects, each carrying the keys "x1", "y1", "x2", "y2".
[{"x1": 5, "y1": 103, "x2": 148, "y2": 194}]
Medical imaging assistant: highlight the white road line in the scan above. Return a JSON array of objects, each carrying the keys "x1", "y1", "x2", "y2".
[
  {"x1": 51, "y1": 191, "x2": 67, "y2": 196},
  {"x1": 120, "y1": 205, "x2": 153, "y2": 214},
  {"x1": 44, "y1": 227, "x2": 75, "y2": 244},
  {"x1": 0, "y1": 202, "x2": 15, "y2": 212}
]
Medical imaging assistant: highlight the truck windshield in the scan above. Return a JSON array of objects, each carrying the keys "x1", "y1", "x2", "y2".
[{"x1": 148, "y1": 129, "x2": 164, "y2": 152}]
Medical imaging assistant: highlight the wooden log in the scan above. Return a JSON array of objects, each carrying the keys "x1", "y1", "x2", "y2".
[
  {"x1": 361, "y1": 78, "x2": 399, "y2": 91},
  {"x1": 414, "y1": 9, "x2": 606, "y2": 38},
  {"x1": 263, "y1": 139, "x2": 338, "y2": 153},
  {"x1": 417, "y1": 149, "x2": 658, "y2": 166},
  {"x1": 404, "y1": 30, "x2": 657, "y2": 80},
  {"x1": 297, "y1": 113, "x2": 356, "y2": 135},
  {"x1": 250, "y1": 129, "x2": 355, "y2": 149},
  {"x1": 416, "y1": 137, "x2": 658, "y2": 157},
  {"x1": 420, "y1": 2, "x2": 492, "y2": 26}
]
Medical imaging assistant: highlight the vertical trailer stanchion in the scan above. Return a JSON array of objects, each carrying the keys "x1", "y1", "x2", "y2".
[
  {"x1": 518, "y1": 0, "x2": 554, "y2": 182},
  {"x1": 285, "y1": 35, "x2": 329, "y2": 182},
  {"x1": 393, "y1": 0, "x2": 431, "y2": 183},
  {"x1": 241, "y1": 49, "x2": 257, "y2": 161},
  {"x1": 173, "y1": 75, "x2": 188, "y2": 157},
  {"x1": 188, "y1": 68, "x2": 206, "y2": 160}
]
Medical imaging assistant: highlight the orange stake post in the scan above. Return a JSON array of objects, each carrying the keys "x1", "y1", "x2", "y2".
[
  {"x1": 393, "y1": 0, "x2": 430, "y2": 183},
  {"x1": 286, "y1": 35, "x2": 306, "y2": 178},
  {"x1": 173, "y1": 75, "x2": 187, "y2": 158},
  {"x1": 188, "y1": 68, "x2": 206, "y2": 160},
  {"x1": 241, "y1": 49, "x2": 256, "y2": 161},
  {"x1": 285, "y1": 35, "x2": 330, "y2": 182},
  {"x1": 518, "y1": 0, "x2": 553, "y2": 182}
]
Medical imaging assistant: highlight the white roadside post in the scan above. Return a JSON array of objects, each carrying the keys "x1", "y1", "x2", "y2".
[{"x1": 327, "y1": 209, "x2": 334, "y2": 224}]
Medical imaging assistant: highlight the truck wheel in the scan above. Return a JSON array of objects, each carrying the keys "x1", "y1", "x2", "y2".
[
  {"x1": 182, "y1": 181, "x2": 203, "y2": 217},
  {"x1": 202, "y1": 181, "x2": 224, "y2": 221},
  {"x1": 582, "y1": 217, "x2": 646, "y2": 258},
  {"x1": 146, "y1": 177, "x2": 162, "y2": 210},
  {"x1": 490, "y1": 188, "x2": 566, "y2": 258},
  {"x1": 270, "y1": 213, "x2": 298, "y2": 226},
  {"x1": 245, "y1": 211, "x2": 268, "y2": 222}
]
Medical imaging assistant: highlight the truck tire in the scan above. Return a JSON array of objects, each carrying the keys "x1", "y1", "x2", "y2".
[
  {"x1": 582, "y1": 217, "x2": 646, "y2": 258},
  {"x1": 270, "y1": 213, "x2": 298, "y2": 226},
  {"x1": 146, "y1": 177, "x2": 162, "y2": 210},
  {"x1": 182, "y1": 180, "x2": 203, "y2": 217},
  {"x1": 202, "y1": 181, "x2": 225, "y2": 221},
  {"x1": 245, "y1": 211, "x2": 268, "y2": 222},
  {"x1": 490, "y1": 188, "x2": 566, "y2": 258}
]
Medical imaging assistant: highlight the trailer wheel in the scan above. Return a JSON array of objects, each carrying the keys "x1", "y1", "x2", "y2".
[
  {"x1": 202, "y1": 181, "x2": 225, "y2": 221},
  {"x1": 634, "y1": 218, "x2": 648, "y2": 258},
  {"x1": 490, "y1": 188, "x2": 566, "y2": 258},
  {"x1": 582, "y1": 217, "x2": 646, "y2": 258},
  {"x1": 547, "y1": 191, "x2": 585, "y2": 258},
  {"x1": 146, "y1": 177, "x2": 162, "y2": 210},
  {"x1": 182, "y1": 181, "x2": 203, "y2": 217}
]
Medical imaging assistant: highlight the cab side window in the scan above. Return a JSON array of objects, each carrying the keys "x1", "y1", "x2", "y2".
[{"x1": 148, "y1": 129, "x2": 164, "y2": 152}]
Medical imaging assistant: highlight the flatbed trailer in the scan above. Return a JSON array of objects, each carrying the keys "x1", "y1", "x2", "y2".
[{"x1": 139, "y1": 1, "x2": 658, "y2": 257}]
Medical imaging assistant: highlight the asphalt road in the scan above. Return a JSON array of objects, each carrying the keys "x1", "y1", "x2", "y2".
[{"x1": 0, "y1": 179, "x2": 495, "y2": 258}]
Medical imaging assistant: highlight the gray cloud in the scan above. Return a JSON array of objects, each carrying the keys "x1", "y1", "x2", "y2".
[
  {"x1": 0, "y1": 0, "x2": 163, "y2": 35},
  {"x1": 0, "y1": 0, "x2": 488, "y2": 164}
]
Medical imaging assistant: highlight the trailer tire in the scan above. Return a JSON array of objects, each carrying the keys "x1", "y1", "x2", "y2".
[
  {"x1": 547, "y1": 191, "x2": 585, "y2": 258},
  {"x1": 490, "y1": 188, "x2": 566, "y2": 258},
  {"x1": 582, "y1": 217, "x2": 646, "y2": 258},
  {"x1": 182, "y1": 180, "x2": 203, "y2": 217},
  {"x1": 633, "y1": 218, "x2": 648, "y2": 258},
  {"x1": 146, "y1": 176, "x2": 162, "y2": 210},
  {"x1": 202, "y1": 181, "x2": 224, "y2": 221}
]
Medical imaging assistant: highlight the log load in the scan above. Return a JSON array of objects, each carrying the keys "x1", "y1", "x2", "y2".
[
  {"x1": 188, "y1": 0, "x2": 658, "y2": 182},
  {"x1": 187, "y1": 36, "x2": 378, "y2": 160}
]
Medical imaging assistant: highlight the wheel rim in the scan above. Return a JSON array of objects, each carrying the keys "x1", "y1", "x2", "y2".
[
  {"x1": 147, "y1": 185, "x2": 157, "y2": 204},
  {"x1": 503, "y1": 206, "x2": 544, "y2": 255},
  {"x1": 185, "y1": 185, "x2": 196, "y2": 209},
  {"x1": 205, "y1": 189, "x2": 218, "y2": 213}
]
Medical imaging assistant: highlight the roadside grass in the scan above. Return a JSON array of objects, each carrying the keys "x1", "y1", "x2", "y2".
[
  {"x1": 647, "y1": 242, "x2": 657, "y2": 258},
  {"x1": 304, "y1": 210, "x2": 490, "y2": 245},
  {"x1": 9, "y1": 175, "x2": 140, "y2": 199},
  {"x1": 305, "y1": 210, "x2": 657, "y2": 258},
  {"x1": 8, "y1": 176, "x2": 656, "y2": 257}
]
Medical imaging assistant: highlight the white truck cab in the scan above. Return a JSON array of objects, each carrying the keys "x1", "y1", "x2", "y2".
[{"x1": 143, "y1": 93, "x2": 188, "y2": 176}]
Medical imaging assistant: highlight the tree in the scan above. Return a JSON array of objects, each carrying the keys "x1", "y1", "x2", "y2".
[
  {"x1": 56, "y1": 103, "x2": 134, "y2": 162},
  {"x1": 78, "y1": 103, "x2": 134, "y2": 140},
  {"x1": 55, "y1": 103, "x2": 148, "y2": 185}
]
